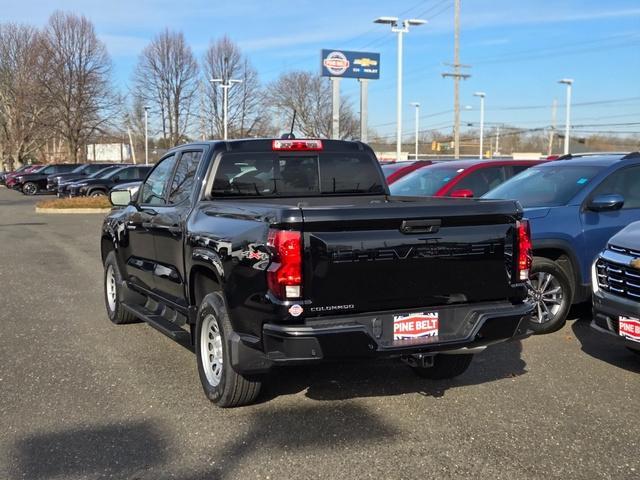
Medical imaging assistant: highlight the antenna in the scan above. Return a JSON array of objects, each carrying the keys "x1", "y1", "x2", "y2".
[{"x1": 281, "y1": 109, "x2": 297, "y2": 139}]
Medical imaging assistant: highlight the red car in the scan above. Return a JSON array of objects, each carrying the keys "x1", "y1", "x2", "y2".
[
  {"x1": 389, "y1": 159, "x2": 546, "y2": 198},
  {"x1": 380, "y1": 161, "x2": 434, "y2": 184},
  {"x1": 4, "y1": 165, "x2": 44, "y2": 189}
]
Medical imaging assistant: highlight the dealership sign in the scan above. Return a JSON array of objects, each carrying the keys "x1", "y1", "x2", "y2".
[{"x1": 321, "y1": 49, "x2": 380, "y2": 80}]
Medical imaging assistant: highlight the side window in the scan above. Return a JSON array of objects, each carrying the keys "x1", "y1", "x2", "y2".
[
  {"x1": 510, "y1": 165, "x2": 531, "y2": 176},
  {"x1": 454, "y1": 166, "x2": 506, "y2": 197},
  {"x1": 168, "y1": 151, "x2": 203, "y2": 204},
  {"x1": 117, "y1": 168, "x2": 138, "y2": 181},
  {"x1": 591, "y1": 166, "x2": 640, "y2": 209},
  {"x1": 139, "y1": 155, "x2": 177, "y2": 205}
]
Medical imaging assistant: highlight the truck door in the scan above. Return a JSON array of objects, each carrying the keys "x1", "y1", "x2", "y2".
[{"x1": 150, "y1": 150, "x2": 203, "y2": 306}]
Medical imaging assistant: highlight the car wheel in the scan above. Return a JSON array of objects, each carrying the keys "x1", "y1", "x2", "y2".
[
  {"x1": 527, "y1": 256, "x2": 573, "y2": 334},
  {"x1": 22, "y1": 182, "x2": 38, "y2": 196},
  {"x1": 627, "y1": 347, "x2": 640, "y2": 356},
  {"x1": 90, "y1": 190, "x2": 106, "y2": 197},
  {"x1": 103, "y1": 251, "x2": 139, "y2": 325},
  {"x1": 410, "y1": 354, "x2": 473, "y2": 380},
  {"x1": 195, "y1": 292, "x2": 262, "y2": 407}
]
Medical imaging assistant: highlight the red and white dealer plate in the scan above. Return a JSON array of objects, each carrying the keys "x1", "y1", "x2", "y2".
[
  {"x1": 619, "y1": 316, "x2": 640, "y2": 343},
  {"x1": 393, "y1": 312, "x2": 439, "y2": 341}
]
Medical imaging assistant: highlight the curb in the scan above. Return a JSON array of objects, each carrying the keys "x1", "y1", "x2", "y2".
[{"x1": 35, "y1": 207, "x2": 111, "y2": 214}]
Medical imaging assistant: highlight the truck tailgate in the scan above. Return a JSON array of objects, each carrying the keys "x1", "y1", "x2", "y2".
[{"x1": 300, "y1": 197, "x2": 521, "y2": 315}]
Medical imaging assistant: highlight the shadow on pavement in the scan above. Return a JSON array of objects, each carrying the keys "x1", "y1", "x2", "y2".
[
  {"x1": 11, "y1": 420, "x2": 167, "y2": 479},
  {"x1": 571, "y1": 316, "x2": 640, "y2": 373},
  {"x1": 261, "y1": 340, "x2": 526, "y2": 402}
]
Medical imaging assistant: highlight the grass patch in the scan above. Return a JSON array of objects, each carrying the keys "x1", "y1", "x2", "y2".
[{"x1": 36, "y1": 196, "x2": 111, "y2": 209}]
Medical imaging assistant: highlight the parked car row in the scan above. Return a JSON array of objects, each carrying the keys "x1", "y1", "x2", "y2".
[
  {"x1": 1, "y1": 162, "x2": 152, "y2": 197},
  {"x1": 381, "y1": 152, "x2": 640, "y2": 353}
]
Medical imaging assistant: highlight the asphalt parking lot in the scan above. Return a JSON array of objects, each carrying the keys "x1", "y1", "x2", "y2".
[{"x1": 0, "y1": 187, "x2": 639, "y2": 480}]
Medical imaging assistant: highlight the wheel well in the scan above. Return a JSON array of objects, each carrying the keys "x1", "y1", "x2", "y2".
[
  {"x1": 101, "y1": 235, "x2": 113, "y2": 264},
  {"x1": 190, "y1": 267, "x2": 221, "y2": 307},
  {"x1": 533, "y1": 248, "x2": 577, "y2": 292}
]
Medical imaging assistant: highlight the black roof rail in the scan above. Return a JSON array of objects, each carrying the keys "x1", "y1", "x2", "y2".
[
  {"x1": 621, "y1": 151, "x2": 640, "y2": 160},
  {"x1": 555, "y1": 153, "x2": 574, "y2": 160}
]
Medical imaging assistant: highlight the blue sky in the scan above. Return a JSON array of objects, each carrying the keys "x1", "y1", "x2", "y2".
[{"x1": 3, "y1": 0, "x2": 639, "y2": 139}]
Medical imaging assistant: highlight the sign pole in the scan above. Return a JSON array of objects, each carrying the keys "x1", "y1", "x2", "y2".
[
  {"x1": 331, "y1": 77, "x2": 340, "y2": 139},
  {"x1": 359, "y1": 79, "x2": 368, "y2": 143}
]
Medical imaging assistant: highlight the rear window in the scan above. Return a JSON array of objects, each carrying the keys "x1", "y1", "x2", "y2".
[
  {"x1": 389, "y1": 165, "x2": 464, "y2": 196},
  {"x1": 211, "y1": 152, "x2": 384, "y2": 197}
]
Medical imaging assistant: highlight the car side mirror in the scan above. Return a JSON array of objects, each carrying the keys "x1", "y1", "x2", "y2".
[
  {"x1": 109, "y1": 190, "x2": 131, "y2": 207},
  {"x1": 588, "y1": 194, "x2": 624, "y2": 212},
  {"x1": 450, "y1": 188, "x2": 474, "y2": 198}
]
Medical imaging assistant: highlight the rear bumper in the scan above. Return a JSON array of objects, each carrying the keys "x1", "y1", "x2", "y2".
[
  {"x1": 230, "y1": 301, "x2": 535, "y2": 374},
  {"x1": 591, "y1": 289, "x2": 640, "y2": 351}
]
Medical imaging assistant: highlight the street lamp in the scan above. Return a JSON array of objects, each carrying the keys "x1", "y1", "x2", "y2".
[
  {"x1": 558, "y1": 78, "x2": 573, "y2": 155},
  {"x1": 410, "y1": 102, "x2": 420, "y2": 160},
  {"x1": 143, "y1": 106, "x2": 150, "y2": 165},
  {"x1": 210, "y1": 77, "x2": 242, "y2": 140},
  {"x1": 473, "y1": 92, "x2": 485, "y2": 159},
  {"x1": 374, "y1": 16, "x2": 427, "y2": 161}
]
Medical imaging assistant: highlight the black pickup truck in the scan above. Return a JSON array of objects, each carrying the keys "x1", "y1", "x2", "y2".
[{"x1": 102, "y1": 138, "x2": 535, "y2": 407}]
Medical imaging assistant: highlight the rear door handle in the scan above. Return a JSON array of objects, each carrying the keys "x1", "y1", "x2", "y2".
[{"x1": 400, "y1": 219, "x2": 441, "y2": 234}]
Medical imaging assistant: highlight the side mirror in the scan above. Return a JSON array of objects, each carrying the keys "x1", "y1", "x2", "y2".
[
  {"x1": 450, "y1": 188, "x2": 474, "y2": 198},
  {"x1": 109, "y1": 190, "x2": 132, "y2": 207},
  {"x1": 587, "y1": 194, "x2": 624, "y2": 212}
]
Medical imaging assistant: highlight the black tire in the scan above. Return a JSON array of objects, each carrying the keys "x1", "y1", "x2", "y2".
[
  {"x1": 103, "y1": 251, "x2": 139, "y2": 325},
  {"x1": 90, "y1": 189, "x2": 106, "y2": 197},
  {"x1": 22, "y1": 181, "x2": 38, "y2": 196},
  {"x1": 627, "y1": 347, "x2": 640, "y2": 356},
  {"x1": 411, "y1": 354, "x2": 473, "y2": 380},
  {"x1": 528, "y1": 256, "x2": 573, "y2": 335},
  {"x1": 195, "y1": 292, "x2": 261, "y2": 407}
]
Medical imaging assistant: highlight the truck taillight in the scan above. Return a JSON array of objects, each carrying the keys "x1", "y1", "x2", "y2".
[
  {"x1": 517, "y1": 219, "x2": 532, "y2": 281},
  {"x1": 267, "y1": 229, "x2": 302, "y2": 300}
]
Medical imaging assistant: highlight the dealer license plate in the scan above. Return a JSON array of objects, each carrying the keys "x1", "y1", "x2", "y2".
[
  {"x1": 393, "y1": 312, "x2": 439, "y2": 341},
  {"x1": 619, "y1": 316, "x2": 640, "y2": 343}
]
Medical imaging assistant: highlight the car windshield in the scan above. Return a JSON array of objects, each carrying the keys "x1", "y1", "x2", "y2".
[
  {"x1": 89, "y1": 166, "x2": 120, "y2": 178},
  {"x1": 103, "y1": 167, "x2": 127, "y2": 179},
  {"x1": 389, "y1": 165, "x2": 463, "y2": 196},
  {"x1": 381, "y1": 162, "x2": 415, "y2": 176},
  {"x1": 483, "y1": 165, "x2": 603, "y2": 207},
  {"x1": 71, "y1": 165, "x2": 87, "y2": 174}
]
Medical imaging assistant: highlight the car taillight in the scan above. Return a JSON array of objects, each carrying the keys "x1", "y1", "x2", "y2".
[
  {"x1": 267, "y1": 229, "x2": 302, "y2": 300},
  {"x1": 272, "y1": 139, "x2": 323, "y2": 151},
  {"x1": 517, "y1": 219, "x2": 532, "y2": 281}
]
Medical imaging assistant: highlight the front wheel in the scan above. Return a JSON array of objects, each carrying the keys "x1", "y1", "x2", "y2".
[
  {"x1": 90, "y1": 190, "x2": 106, "y2": 197},
  {"x1": 195, "y1": 292, "x2": 262, "y2": 407},
  {"x1": 103, "y1": 251, "x2": 139, "y2": 325},
  {"x1": 527, "y1": 257, "x2": 573, "y2": 334},
  {"x1": 22, "y1": 182, "x2": 38, "y2": 195},
  {"x1": 410, "y1": 354, "x2": 473, "y2": 380}
]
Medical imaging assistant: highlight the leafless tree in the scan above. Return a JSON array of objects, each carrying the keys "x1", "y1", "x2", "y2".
[
  {"x1": 36, "y1": 11, "x2": 117, "y2": 163},
  {"x1": 0, "y1": 23, "x2": 51, "y2": 169},
  {"x1": 133, "y1": 29, "x2": 199, "y2": 147},
  {"x1": 266, "y1": 71, "x2": 358, "y2": 139},
  {"x1": 202, "y1": 36, "x2": 271, "y2": 138}
]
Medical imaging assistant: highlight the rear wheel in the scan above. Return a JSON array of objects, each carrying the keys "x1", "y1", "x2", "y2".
[
  {"x1": 410, "y1": 354, "x2": 473, "y2": 380},
  {"x1": 195, "y1": 292, "x2": 262, "y2": 407},
  {"x1": 22, "y1": 182, "x2": 38, "y2": 195},
  {"x1": 527, "y1": 257, "x2": 573, "y2": 334}
]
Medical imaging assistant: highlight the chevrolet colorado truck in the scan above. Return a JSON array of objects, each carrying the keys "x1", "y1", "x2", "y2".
[{"x1": 101, "y1": 138, "x2": 535, "y2": 407}]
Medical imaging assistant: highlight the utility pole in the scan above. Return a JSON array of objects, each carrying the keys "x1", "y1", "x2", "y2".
[
  {"x1": 558, "y1": 78, "x2": 574, "y2": 155},
  {"x1": 211, "y1": 58, "x2": 242, "y2": 140},
  {"x1": 494, "y1": 125, "x2": 501, "y2": 157},
  {"x1": 442, "y1": 0, "x2": 470, "y2": 159},
  {"x1": 375, "y1": 16, "x2": 427, "y2": 160},
  {"x1": 547, "y1": 98, "x2": 557, "y2": 156},
  {"x1": 410, "y1": 102, "x2": 420, "y2": 159},
  {"x1": 474, "y1": 92, "x2": 485, "y2": 158},
  {"x1": 144, "y1": 106, "x2": 149, "y2": 165}
]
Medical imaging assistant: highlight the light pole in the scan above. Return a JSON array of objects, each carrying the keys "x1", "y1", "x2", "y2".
[
  {"x1": 558, "y1": 78, "x2": 573, "y2": 155},
  {"x1": 473, "y1": 92, "x2": 485, "y2": 159},
  {"x1": 374, "y1": 16, "x2": 426, "y2": 161},
  {"x1": 410, "y1": 102, "x2": 420, "y2": 159},
  {"x1": 210, "y1": 78, "x2": 242, "y2": 140},
  {"x1": 143, "y1": 106, "x2": 150, "y2": 165}
]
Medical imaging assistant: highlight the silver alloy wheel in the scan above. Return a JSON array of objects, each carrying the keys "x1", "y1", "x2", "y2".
[
  {"x1": 106, "y1": 264, "x2": 117, "y2": 312},
  {"x1": 91, "y1": 191, "x2": 106, "y2": 197},
  {"x1": 23, "y1": 183, "x2": 36, "y2": 195},
  {"x1": 200, "y1": 314, "x2": 224, "y2": 387},
  {"x1": 527, "y1": 272, "x2": 563, "y2": 324}
]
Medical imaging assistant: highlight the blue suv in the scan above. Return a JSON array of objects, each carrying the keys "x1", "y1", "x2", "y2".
[{"x1": 484, "y1": 152, "x2": 640, "y2": 333}]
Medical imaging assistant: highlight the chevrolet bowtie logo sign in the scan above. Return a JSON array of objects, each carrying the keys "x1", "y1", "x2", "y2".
[
  {"x1": 353, "y1": 57, "x2": 378, "y2": 67},
  {"x1": 631, "y1": 258, "x2": 640, "y2": 270}
]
